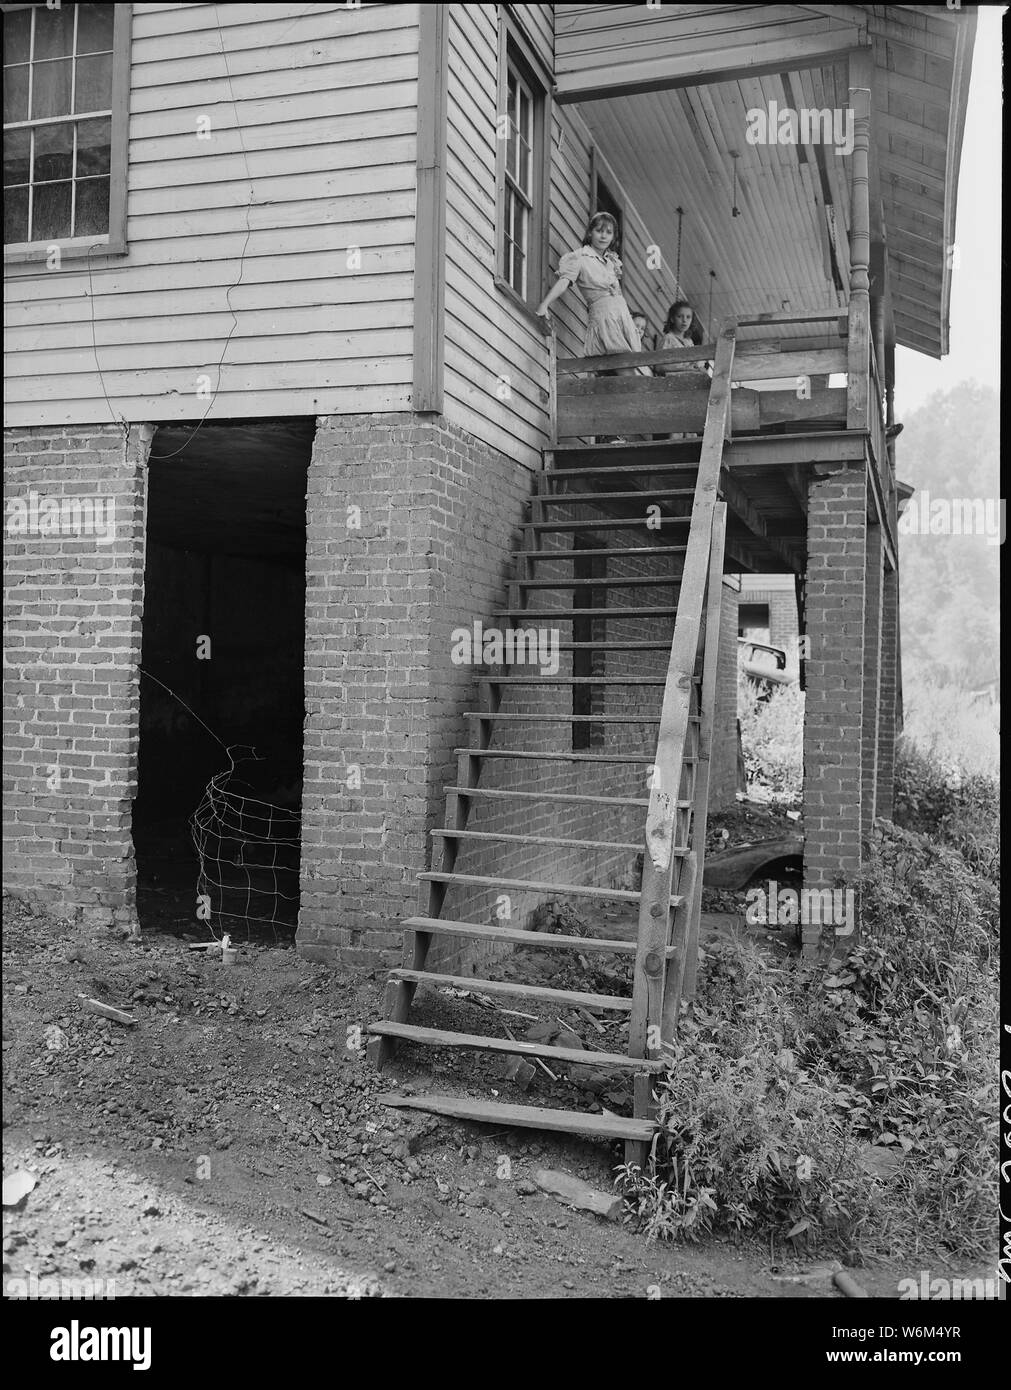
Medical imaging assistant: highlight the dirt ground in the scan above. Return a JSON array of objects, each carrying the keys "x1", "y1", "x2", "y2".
[{"x1": 0, "y1": 884, "x2": 978, "y2": 1301}]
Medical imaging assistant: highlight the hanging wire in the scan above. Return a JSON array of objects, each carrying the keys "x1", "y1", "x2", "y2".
[
  {"x1": 707, "y1": 270, "x2": 717, "y2": 338},
  {"x1": 674, "y1": 206, "x2": 684, "y2": 295}
]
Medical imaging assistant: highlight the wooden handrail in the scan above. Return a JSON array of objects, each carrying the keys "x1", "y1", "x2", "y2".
[
  {"x1": 737, "y1": 308, "x2": 847, "y2": 328},
  {"x1": 627, "y1": 320, "x2": 737, "y2": 1071},
  {"x1": 557, "y1": 343, "x2": 714, "y2": 375}
]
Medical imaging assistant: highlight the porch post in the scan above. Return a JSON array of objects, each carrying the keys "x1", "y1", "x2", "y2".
[
  {"x1": 802, "y1": 466, "x2": 867, "y2": 956},
  {"x1": 846, "y1": 48, "x2": 873, "y2": 431}
]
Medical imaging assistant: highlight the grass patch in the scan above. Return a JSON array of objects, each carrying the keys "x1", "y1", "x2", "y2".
[{"x1": 620, "y1": 756, "x2": 998, "y2": 1262}]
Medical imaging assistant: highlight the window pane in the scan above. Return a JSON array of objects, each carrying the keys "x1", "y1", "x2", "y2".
[
  {"x1": 75, "y1": 175, "x2": 110, "y2": 236},
  {"x1": 32, "y1": 179, "x2": 72, "y2": 240},
  {"x1": 4, "y1": 184, "x2": 29, "y2": 242},
  {"x1": 74, "y1": 52, "x2": 113, "y2": 113},
  {"x1": 33, "y1": 122, "x2": 74, "y2": 183},
  {"x1": 3, "y1": 10, "x2": 31, "y2": 65},
  {"x1": 76, "y1": 117, "x2": 111, "y2": 176},
  {"x1": 77, "y1": 4, "x2": 116, "y2": 55},
  {"x1": 513, "y1": 241, "x2": 525, "y2": 296},
  {"x1": 31, "y1": 58, "x2": 72, "y2": 119},
  {"x1": 3, "y1": 65, "x2": 29, "y2": 123},
  {"x1": 34, "y1": 5, "x2": 76, "y2": 61},
  {"x1": 3, "y1": 128, "x2": 31, "y2": 187},
  {"x1": 518, "y1": 135, "x2": 531, "y2": 195}
]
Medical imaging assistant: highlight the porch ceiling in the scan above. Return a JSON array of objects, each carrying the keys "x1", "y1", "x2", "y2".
[
  {"x1": 571, "y1": 69, "x2": 849, "y2": 343},
  {"x1": 556, "y1": 4, "x2": 977, "y2": 360}
]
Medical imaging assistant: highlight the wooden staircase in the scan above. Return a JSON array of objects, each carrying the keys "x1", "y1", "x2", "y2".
[{"x1": 367, "y1": 322, "x2": 738, "y2": 1166}]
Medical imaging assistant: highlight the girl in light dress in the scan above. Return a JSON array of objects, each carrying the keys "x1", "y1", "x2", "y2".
[
  {"x1": 535, "y1": 211, "x2": 642, "y2": 370},
  {"x1": 655, "y1": 300, "x2": 708, "y2": 440}
]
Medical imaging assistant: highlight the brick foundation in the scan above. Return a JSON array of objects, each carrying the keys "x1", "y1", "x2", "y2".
[
  {"x1": 802, "y1": 467, "x2": 867, "y2": 956},
  {"x1": 877, "y1": 561, "x2": 899, "y2": 819},
  {"x1": 3, "y1": 422, "x2": 151, "y2": 931},
  {"x1": 861, "y1": 523, "x2": 883, "y2": 831}
]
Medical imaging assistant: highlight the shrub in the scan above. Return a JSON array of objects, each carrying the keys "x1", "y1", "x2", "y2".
[
  {"x1": 620, "y1": 814, "x2": 998, "y2": 1262},
  {"x1": 738, "y1": 666, "x2": 804, "y2": 800}
]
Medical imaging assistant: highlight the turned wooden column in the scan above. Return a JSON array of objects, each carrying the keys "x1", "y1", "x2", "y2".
[{"x1": 846, "y1": 48, "x2": 873, "y2": 431}]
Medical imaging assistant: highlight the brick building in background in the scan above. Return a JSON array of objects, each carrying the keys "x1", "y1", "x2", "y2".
[{"x1": 4, "y1": 3, "x2": 974, "y2": 981}]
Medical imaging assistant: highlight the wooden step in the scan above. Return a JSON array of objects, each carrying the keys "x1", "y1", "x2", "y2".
[
  {"x1": 543, "y1": 464, "x2": 701, "y2": 482},
  {"x1": 530, "y1": 518, "x2": 691, "y2": 532},
  {"x1": 518, "y1": 575, "x2": 682, "y2": 589},
  {"x1": 484, "y1": 675, "x2": 669, "y2": 685},
  {"x1": 482, "y1": 642, "x2": 677, "y2": 654},
  {"x1": 445, "y1": 786, "x2": 690, "y2": 810},
  {"x1": 418, "y1": 872, "x2": 683, "y2": 907},
  {"x1": 378, "y1": 1093, "x2": 657, "y2": 1142},
  {"x1": 431, "y1": 828, "x2": 646, "y2": 852},
  {"x1": 521, "y1": 546, "x2": 687, "y2": 560},
  {"x1": 458, "y1": 747, "x2": 671, "y2": 764},
  {"x1": 390, "y1": 968, "x2": 633, "y2": 1012},
  {"x1": 492, "y1": 607, "x2": 680, "y2": 619},
  {"x1": 367, "y1": 1021, "x2": 665, "y2": 1071},
  {"x1": 464, "y1": 711, "x2": 700, "y2": 723},
  {"x1": 399, "y1": 915, "x2": 650, "y2": 955},
  {"x1": 533, "y1": 488, "x2": 696, "y2": 504}
]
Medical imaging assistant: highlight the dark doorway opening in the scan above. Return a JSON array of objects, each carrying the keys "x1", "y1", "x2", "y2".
[{"x1": 134, "y1": 420, "x2": 312, "y2": 941}]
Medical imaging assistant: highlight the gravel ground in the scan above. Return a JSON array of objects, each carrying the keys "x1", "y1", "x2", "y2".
[{"x1": 2, "y1": 891, "x2": 870, "y2": 1299}]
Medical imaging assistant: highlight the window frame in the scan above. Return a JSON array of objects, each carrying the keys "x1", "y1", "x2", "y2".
[
  {"x1": 494, "y1": 8, "x2": 551, "y2": 322},
  {"x1": 3, "y1": 2, "x2": 132, "y2": 264}
]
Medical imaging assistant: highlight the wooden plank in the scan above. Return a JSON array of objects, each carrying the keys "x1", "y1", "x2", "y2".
[
  {"x1": 629, "y1": 321, "x2": 736, "y2": 1092},
  {"x1": 432, "y1": 827, "x2": 648, "y2": 851},
  {"x1": 682, "y1": 506, "x2": 727, "y2": 1006},
  {"x1": 368, "y1": 1022, "x2": 666, "y2": 1071},
  {"x1": 419, "y1": 871, "x2": 684, "y2": 905},
  {"x1": 730, "y1": 348, "x2": 847, "y2": 381},
  {"x1": 557, "y1": 343, "x2": 714, "y2": 373},
  {"x1": 445, "y1": 787, "x2": 661, "y2": 810},
  {"x1": 554, "y1": 28, "x2": 864, "y2": 102},
  {"x1": 413, "y1": 4, "x2": 447, "y2": 413},
  {"x1": 402, "y1": 915, "x2": 640, "y2": 953},
  {"x1": 757, "y1": 386, "x2": 848, "y2": 426},
  {"x1": 378, "y1": 1093, "x2": 657, "y2": 1142},
  {"x1": 391, "y1": 969, "x2": 634, "y2": 1012}
]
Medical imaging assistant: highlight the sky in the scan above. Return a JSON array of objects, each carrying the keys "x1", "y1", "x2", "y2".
[{"x1": 893, "y1": 5, "x2": 1003, "y2": 414}]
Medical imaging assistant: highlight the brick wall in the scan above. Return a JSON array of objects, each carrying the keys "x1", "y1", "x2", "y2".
[
  {"x1": 802, "y1": 467, "x2": 867, "y2": 956},
  {"x1": 877, "y1": 562, "x2": 899, "y2": 820},
  {"x1": 297, "y1": 414, "x2": 686, "y2": 971},
  {"x1": 861, "y1": 524, "x2": 883, "y2": 831},
  {"x1": 3, "y1": 422, "x2": 151, "y2": 931}
]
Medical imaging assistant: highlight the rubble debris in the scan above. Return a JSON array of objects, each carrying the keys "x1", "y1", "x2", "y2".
[
  {"x1": 503, "y1": 1055, "x2": 537, "y2": 1090},
  {"x1": 78, "y1": 996, "x2": 136, "y2": 1027},
  {"x1": 3, "y1": 1170, "x2": 37, "y2": 1208},
  {"x1": 534, "y1": 1170, "x2": 622, "y2": 1222}
]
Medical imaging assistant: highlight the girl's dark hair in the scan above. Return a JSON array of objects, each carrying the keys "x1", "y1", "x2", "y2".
[
  {"x1": 581, "y1": 211, "x2": 621, "y2": 257},
  {"x1": 663, "y1": 300, "x2": 703, "y2": 344}
]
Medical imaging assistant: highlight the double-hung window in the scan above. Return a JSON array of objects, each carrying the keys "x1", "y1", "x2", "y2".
[
  {"x1": 495, "y1": 11, "x2": 549, "y2": 314},
  {"x1": 3, "y1": 3, "x2": 131, "y2": 259}
]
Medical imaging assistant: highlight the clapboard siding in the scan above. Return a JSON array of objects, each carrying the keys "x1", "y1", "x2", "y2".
[
  {"x1": 443, "y1": 3, "x2": 678, "y2": 469},
  {"x1": 3, "y1": 2, "x2": 420, "y2": 427}
]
